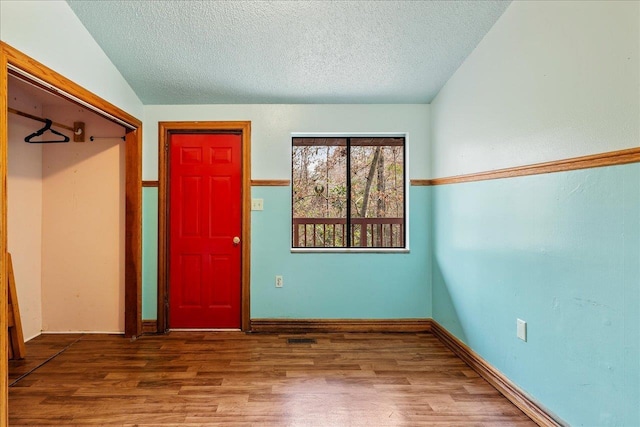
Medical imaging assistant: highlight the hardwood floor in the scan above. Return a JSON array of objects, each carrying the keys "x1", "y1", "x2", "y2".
[{"x1": 9, "y1": 332, "x2": 537, "y2": 426}]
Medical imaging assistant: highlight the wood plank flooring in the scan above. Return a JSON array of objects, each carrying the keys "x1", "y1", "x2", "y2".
[{"x1": 9, "y1": 332, "x2": 537, "y2": 426}]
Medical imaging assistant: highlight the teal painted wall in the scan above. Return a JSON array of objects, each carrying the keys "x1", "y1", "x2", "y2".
[
  {"x1": 431, "y1": 163, "x2": 640, "y2": 426},
  {"x1": 251, "y1": 186, "x2": 431, "y2": 318},
  {"x1": 141, "y1": 186, "x2": 432, "y2": 320},
  {"x1": 142, "y1": 187, "x2": 158, "y2": 320}
]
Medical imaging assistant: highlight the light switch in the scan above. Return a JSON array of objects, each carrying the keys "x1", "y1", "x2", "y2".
[{"x1": 251, "y1": 198, "x2": 264, "y2": 211}]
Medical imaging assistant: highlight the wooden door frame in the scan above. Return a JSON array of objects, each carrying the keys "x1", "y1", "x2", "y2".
[
  {"x1": 0, "y1": 42, "x2": 143, "y2": 426},
  {"x1": 157, "y1": 122, "x2": 251, "y2": 332}
]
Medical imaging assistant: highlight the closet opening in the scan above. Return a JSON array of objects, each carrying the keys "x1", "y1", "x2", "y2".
[
  {"x1": 8, "y1": 73, "x2": 126, "y2": 338},
  {"x1": 1, "y1": 42, "x2": 143, "y2": 423}
]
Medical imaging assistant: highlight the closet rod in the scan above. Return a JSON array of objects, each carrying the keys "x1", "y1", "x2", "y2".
[{"x1": 8, "y1": 107, "x2": 75, "y2": 132}]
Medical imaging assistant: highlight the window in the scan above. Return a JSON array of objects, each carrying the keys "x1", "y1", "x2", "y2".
[{"x1": 292, "y1": 136, "x2": 406, "y2": 249}]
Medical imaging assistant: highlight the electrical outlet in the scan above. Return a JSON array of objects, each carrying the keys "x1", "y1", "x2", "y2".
[
  {"x1": 517, "y1": 319, "x2": 527, "y2": 342},
  {"x1": 275, "y1": 275, "x2": 283, "y2": 288}
]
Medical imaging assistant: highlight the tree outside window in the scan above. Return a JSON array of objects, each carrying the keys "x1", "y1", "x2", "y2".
[{"x1": 292, "y1": 137, "x2": 405, "y2": 249}]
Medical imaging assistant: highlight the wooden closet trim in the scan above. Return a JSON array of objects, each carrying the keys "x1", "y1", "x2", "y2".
[
  {"x1": 0, "y1": 42, "x2": 143, "y2": 425},
  {"x1": 157, "y1": 121, "x2": 252, "y2": 333},
  {"x1": 0, "y1": 43, "x2": 7, "y2": 427}
]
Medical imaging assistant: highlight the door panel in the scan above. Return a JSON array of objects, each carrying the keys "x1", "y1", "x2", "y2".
[{"x1": 169, "y1": 133, "x2": 242, "y2": 328}]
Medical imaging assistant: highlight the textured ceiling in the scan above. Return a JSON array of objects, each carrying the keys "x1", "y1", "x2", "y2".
[{"x1": 66, "y1": 1, "x2": 510, "y2": 105}]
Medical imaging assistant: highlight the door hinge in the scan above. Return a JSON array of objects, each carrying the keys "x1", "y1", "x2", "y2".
[{"x1": 164, "y1": 142, "x2": 169, "y2": 151}]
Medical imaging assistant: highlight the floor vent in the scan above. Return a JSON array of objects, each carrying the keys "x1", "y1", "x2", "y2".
[{"x1": 287, "y1": 338, "x2": 317, "y2": 344}]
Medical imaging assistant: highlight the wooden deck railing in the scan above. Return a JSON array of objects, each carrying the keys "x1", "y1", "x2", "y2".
[{"x1": 293, "y1": 217, "x2": 404, "y2": 248}]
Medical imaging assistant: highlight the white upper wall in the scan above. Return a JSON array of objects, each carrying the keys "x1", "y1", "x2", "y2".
[
  {"x1": 430, "y1": 0, "x2": 639, "y2": 177},
  {"x1": 143, "y1": 104, "x2": 430, "y2": 180},
  {"x1": 0, "y1": 0, "x2": 143, "y2": 119}
]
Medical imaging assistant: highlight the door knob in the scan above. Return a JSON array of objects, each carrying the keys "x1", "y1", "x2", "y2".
[{"x1": 233, "y1": 236, "x2": 241, "y2": 245}]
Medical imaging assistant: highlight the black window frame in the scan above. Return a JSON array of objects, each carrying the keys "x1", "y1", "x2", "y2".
[{"x1": 291, "y1": 135, "x2": 407, "y2": 250}]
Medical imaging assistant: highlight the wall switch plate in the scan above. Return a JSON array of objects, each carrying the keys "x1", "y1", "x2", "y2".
[
  {"x1": 251, "y1": 198, "x2": 264, "y2": 211},
  {"x1": 517, "y1": 319, "x2": 527, "y2": 341},
  {"x1": 275, "y1": 275, "x2": 283, "y2": 288}
]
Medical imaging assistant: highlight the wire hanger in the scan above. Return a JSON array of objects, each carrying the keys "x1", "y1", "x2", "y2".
[{"x1": 24, "y1": 119, "x2": 70, "y2": 144}]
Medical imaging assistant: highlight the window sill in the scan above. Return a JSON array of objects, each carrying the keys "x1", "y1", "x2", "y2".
[{"x1": 290, "y1": 248, "x2": 410, "y2": 254}]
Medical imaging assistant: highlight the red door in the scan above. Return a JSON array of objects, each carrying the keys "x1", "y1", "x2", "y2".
[{"x1": 169, "y1": 133, "x2": 242, "y2": 328}]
